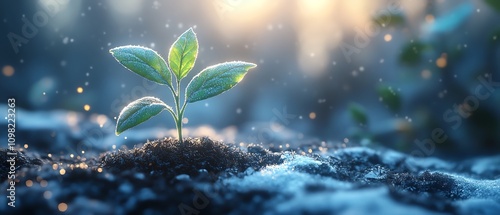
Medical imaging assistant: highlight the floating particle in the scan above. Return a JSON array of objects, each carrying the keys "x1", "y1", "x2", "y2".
[
  {"x1": 384, "y1": 34, "x2": 392, "y2": 42},
  {"x1": 309, "y1": 112, "x2": 316, "y2": 119},
  {"x1": 26, "y1": 180, "x2": 33, "y2": 187},
  {"x1": 421, "y1": 70, "x2": 432, "y2": 79},
  {"x1": 425, "y1": 14, "x2": 434, "y2": 23},
  {"x1": 182, "y1": 117, "x2": 189, "y2": 124},
  {"x1": 2, "y1": 65, "x2": 14, "y2": 77},
  {"x1": 59, "y1": 169, "x2": 66, "y2": 175},
  {"x1": 58, "y1": 203, "x2": 68, "y2": 212},
  {"x1": 436, "y1": 54, "x2": 447, "y2": 68},
  {"x1": 236, "y1": 108, "x2": 242, "y2": 114},
  {"x1": 352, "y1": 70, "x2": 358, "y2": 77},
  {"x1": 44, "y1": 191, "x2": 52, "y2": 199},
  {"x1": 77, "y1": 87, "x2": 83, "y2": 93},
  {"x1": 84, "y1": 104, "x2": 91, "y2": 111}
]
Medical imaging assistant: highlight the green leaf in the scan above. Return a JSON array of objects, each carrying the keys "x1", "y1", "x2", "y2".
[
  {"x1": 349, "y1": 103, "x2": 368, "y2": 125},
  {"x1": 110, "y1": 45, "x2": 172, "y2": 88},
  {"x1": 377, "y1": 86, "x2": 401, "y2": 113},
  {"x1": 186, "y1": 61, "x2": 256, "y2": 103},
  {"x1": 168, "y1": 28, "x2": 198, "y2": 81},
  {"x1": 116, "y1": 97, "x2": 173, "y2": 135}
]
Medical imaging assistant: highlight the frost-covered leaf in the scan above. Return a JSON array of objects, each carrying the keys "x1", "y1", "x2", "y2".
[
  {"x1": 116, "y1": 97, "x2": 172, "y2": 135},
  {"x1": 168, "y1": 28, "x2": 198, "y2": 81},
  {"x1": 110, "y1": 46, "x2": 172, "y2": 87},
  {"x1": 186, "y1": 61, "x2": 256, "y2": 103}
]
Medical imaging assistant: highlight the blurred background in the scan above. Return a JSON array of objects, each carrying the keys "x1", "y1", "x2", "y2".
[{"x1": 1, "y1": 0, "x2": 499, "y2": 158}]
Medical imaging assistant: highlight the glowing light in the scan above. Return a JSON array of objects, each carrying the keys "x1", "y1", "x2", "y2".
[
  {"x1": 58, "y1": 203, "x2": 68, "y2": 212},
  {"x1": 26, "y1": 180, "x2": 33, "y2": 187},
  {"x1": 24, "y1": 144, "x2": 28, "y2": 149},
  {"x1": 59, "y1": 169, "x2": 66, "y2": 175},
  {"x1": 96, "y1": 114, "x2": 108, "y2": 126},
  {"x1": 40, "y1": 180, "x2": 48, "y2": 187},
  {"x1": 77, "y1": 87, "x2": 83, "y2": 93},
  {"x1": 425, "y1": 14, "x2": 435, "y2": 23},
  {"x1": 421, "y1": 70, "x2": 432, "y2": 79},
  {"x1": 384, "y1": 34, "x2": 392, "y2": 42},
  {"x1": 436, "y1": 54, "x2": 447, "y2": 68},
  {"x1": 2, "y1": 65, "x2": 14, "y2": 77},
  {"x1": 84, "y1": 104, "x2": 91, "y2": 111},
  {"x1": 52, "y1": 164, "x2": 58, "y2": 170},
  {"x1": 66, "y1": 112, "x2": 78, "y2": 126},
  {"x1": 97, "y1": 168, "x2": 103, "y2": 173},
  {"x1": 182, "y1": 117, "x2": 189, "y2": 124},
  {"x1": 309, "y1": 112, "x2": 316, "y2": 119},
  {"x1": 44, "y1": 191, "x2": 52, "y2": 199}
]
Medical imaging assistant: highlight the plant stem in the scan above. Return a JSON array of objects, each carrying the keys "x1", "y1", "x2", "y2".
[{"x1": 174, "y1": 80, "x2": 183, "y2": 144}]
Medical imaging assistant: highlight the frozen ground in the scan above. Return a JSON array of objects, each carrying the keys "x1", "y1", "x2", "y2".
[{"x1": 1, "y1": 106, "x2": 499, "y2": 215}]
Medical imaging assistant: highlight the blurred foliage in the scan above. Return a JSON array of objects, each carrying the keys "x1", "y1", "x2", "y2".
[
  {"x1": 485, "y1": 0, "x2": 500, "y2": 12},
  {"x1": 373, "y1": 14, "x2": 405, "y2": 27},
  {"x1": 377, "y1": 86, "x2": 401, "y2": 113},
  {"x1": 349, "y1": 103, "x2": 368, "y2": 125},
  {"x1": 399, "y1": 41, "x2": 429, "y2": 66},
  {"x1": 491, "y1": 29, "x2": 500, "y2": 44}
]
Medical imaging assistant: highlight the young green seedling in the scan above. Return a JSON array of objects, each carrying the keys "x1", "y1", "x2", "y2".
[{"x1": 110, "y1": 28, "x2": 256, "y2": 143}]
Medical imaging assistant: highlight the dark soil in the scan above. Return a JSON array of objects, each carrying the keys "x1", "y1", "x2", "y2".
[
  {"x1": 100, "y1": 137, "x2": 283, "y2": 180},
  {"x1": 1, "y1": 137, "x2": 499, "y2": 215}
]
